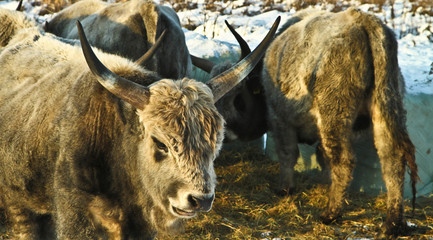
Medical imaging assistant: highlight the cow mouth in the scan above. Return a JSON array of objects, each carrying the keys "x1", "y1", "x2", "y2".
[{"x1": 171, "y1": 206, "x2": 196, "y2": 218}]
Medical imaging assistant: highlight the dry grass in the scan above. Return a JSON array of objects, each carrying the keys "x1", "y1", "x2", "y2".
[
  {"x1": 408, "y1": 0, "x2": 433, "y2": 16},
  {"x1": 166, "y1": 147, "x2": 433, "y2": 239}
]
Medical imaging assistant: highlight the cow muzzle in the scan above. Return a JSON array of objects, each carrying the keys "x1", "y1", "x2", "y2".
[
  {"x1": 170, "y1": 193, "x2": 215, "y2": 218},
  {"x1": 188, "y1": 194, "x2": 214, "y2": 212}
]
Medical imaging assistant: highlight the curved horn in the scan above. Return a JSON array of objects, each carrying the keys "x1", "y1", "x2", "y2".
[
  {"x1": 190, "y1": 54, "x2": 216, "y2": 73},
  {"x1": 207, "y1": 16, "x2": 280, "y2": 102},
  {"x1": 225, "y1": 20, "x2": 251, "y2": 60},
  {"x1": 77, "y1": 21, "x2": 150, "y2": 110},
  {"x1": 16, "y1": 0, "x2": 23, "y2": 11},
  {"x1": 135, "y1": 29, "x2": 167, "y2": 66}
]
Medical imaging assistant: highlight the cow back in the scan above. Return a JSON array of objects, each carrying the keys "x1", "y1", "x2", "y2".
[{"x1": 46, "y1": 0, "x2": 191, "y2": 79}]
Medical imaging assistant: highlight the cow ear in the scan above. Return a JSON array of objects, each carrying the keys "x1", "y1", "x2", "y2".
[
  {"x1": 77, "y1": 21, "x2": 151, "y2": 110},
  {"x1": 207, "y1": 16, "x2": 280, "y2": 102},
  {"x1": 225, "y1": 20, "x2": 251, "y2": 61}
]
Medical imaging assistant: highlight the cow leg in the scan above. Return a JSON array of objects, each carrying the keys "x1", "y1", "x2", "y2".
[
  {"x1": 269, "y1": 126, "x2": 300, "y2": 195},
  {"x1": 371, "y1": 105, "x2": 415, "y2": 236},
  {"x1": 315, "y1": 144, "x2": 330, "y2": 183},
  {"x1": 88, "y1": 196, "x2": 123, "y2": 240},
  {"x1": 318, "y1": 131, "x2": 355, "y2": 223},
  {"x1": 53, "y1": 187, "x2": 97, "y2": 239},
  {"x1": 314, "y1": 97, "x2": 358, "y2": 223},
  {"x1": 7, "y1": 206, "x2": 38, "y2": 240},
  {"x1": 53, "y1": 159, "x2": 119, "y2": 239}
]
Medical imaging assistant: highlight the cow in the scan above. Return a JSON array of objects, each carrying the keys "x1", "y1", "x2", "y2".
[
  {"x1": 0, "y1": 5, "x2": 164, "y2": 64},
  {"x1": 198, "y1": 8, "x2": 419, "y2": 237},
  {"x1": 0, "y1": 11, "x2": 280, "y2": 239},
  {"x1": 45, "y1": 0, "x2": 192, "y2": 79}
]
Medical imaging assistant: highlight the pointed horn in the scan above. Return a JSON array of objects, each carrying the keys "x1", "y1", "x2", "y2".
[
  {"x1": 207, "y1": 16, "x2": 280, "y2": 102},
  {"x1": 225, "y1": 20, "x2": 251, "y2": 60},
  {"x1": 77, "y1": 20, "x2": 150, "y2": 110},
  {"x1": 135, "y1": 29, "x2": 167, "y2": 66},
  {"x1": 190, "y1": 54, "x2": 216, "y2": 73},
  {"x1": 16, "y1": 0, "x2": 23, "y2": 11}
]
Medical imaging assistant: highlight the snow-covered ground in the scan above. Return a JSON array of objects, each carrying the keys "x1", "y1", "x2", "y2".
[{"x1": 174, "y1": 0, "x2": 433, "y2": 94}]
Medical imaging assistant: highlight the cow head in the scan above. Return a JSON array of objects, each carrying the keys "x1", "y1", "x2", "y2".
[
  {"x1": 77, "y1": 17, "x2": 279, "y2": 232},
  {"x1": 192, "y1": 20, "x2": 269, "y2": 142}
]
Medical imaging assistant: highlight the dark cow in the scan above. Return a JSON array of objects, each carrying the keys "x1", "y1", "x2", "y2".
[
  {"x1": 191, "y1": 20, "x2": 268, "y2": 142},
  {"x1": 0, "y1": 12, "x2": 280, "y2": 239},
  {"x1": 45, "y1": 0, "x2": 192, "y2": 79}
]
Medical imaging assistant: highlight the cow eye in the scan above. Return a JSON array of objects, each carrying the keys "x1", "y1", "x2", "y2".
[{"x1": 152, "y1": 137, "x2": 168, "y2": 153}]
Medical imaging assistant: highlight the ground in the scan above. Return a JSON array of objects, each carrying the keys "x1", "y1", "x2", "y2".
[{"x1": 170, "y1": 148, "x2": 433, "y2": 240}]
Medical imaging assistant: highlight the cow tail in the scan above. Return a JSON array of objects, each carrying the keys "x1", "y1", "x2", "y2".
[{"x1": 360, "y1": 10, "x2": 419, "y2": 211}]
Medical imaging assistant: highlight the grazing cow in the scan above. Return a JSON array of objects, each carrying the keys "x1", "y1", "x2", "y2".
[
  {"x1": 207, "y1": 8, "x2": 419, "y2": 236},
  {"x1": 45, "y1": 0, "x2": 191, "y2": 79},
  {"x1": 0, "y1": 14, "x2": 280, "y2": 239}
]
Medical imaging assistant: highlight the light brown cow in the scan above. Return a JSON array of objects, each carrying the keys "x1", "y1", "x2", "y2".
[{"x1": 207, "y1": 8, "x2": 418, "y2": 237}]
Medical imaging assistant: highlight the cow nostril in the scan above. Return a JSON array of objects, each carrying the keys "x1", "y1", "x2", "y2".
[
  {"x1": 188, "y1": 194, "x2": 215, "y2": 211},
  {"x1": 188, "y1": 195, "x2": 199, "y2": 208}
]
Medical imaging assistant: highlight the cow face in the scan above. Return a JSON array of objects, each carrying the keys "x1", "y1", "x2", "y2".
[
  {"x1": 212, "y1": 61, "x2": 267, "y2": 142},
  {"x1": 192, "y1": 20, "x2": 271, "y2": 142},
  {"x1": 135, "y1": 79, "x2": 223, "y2": 223}
]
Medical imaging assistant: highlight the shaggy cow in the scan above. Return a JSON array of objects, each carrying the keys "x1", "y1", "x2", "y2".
[
  {"x1": 0, "y1": 15, "x2": 280, "y2": 240},
  {"x1": 45, "y1": 0, "x2": 191, "y2": 79},
  {"x1": 206, "y1": 9, "x2": 419, "y2": 236}
]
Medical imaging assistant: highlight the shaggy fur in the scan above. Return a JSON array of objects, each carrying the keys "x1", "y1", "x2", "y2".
[
  {"x1": 0, "y1": 8, "x2": 35, "y2": 47},
  {"x1": 262, "y1": 8, "x2": 418, "y2": 236},
  {"x1": 45, "y1": 0, "x2": 192, "y2": 79},
  {"x1": 0, "y1": 25, "x2": 224, "y2": 239}
]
